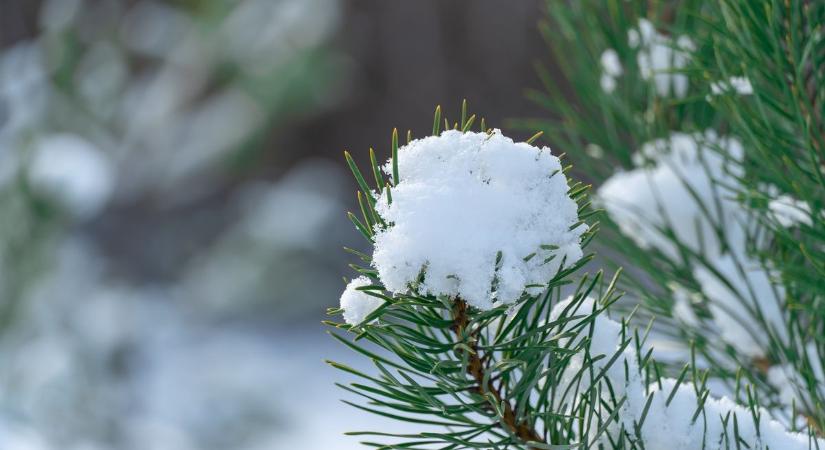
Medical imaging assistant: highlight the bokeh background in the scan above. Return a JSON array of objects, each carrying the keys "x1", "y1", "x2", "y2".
[{"x1": 0, "y1": 0, "x2": 559, "y2": 448}]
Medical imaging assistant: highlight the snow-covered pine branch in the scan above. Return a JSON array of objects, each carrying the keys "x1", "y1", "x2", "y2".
[
  {"x1": 532, "y1": 0, "x2": 824, "y2": 439},
  {"x1": 553, "y1": 296, "x2": 824, "y2": 449},
  {"x1": 331, "y1": 106, "x2": 599, "y2": 448},
  {"x1": 329, "y1": 102, "x2": 821, "y2": 449}
]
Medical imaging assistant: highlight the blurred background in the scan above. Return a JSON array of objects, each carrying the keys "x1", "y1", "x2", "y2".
[{"x1": 0, "y1": 0, "x2": 556, "y2": 448}]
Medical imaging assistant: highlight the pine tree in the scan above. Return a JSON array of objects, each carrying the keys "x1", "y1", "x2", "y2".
[{"x1": 329, "y1": 0, "x2": 825, "y2": 448}]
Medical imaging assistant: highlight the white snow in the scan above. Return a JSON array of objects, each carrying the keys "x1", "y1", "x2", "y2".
[
  {"x1": 669, "y1": 282, "x2": 700, "y2": 327},
  {"x1": 768, "y1": 195, "x2": 813, "y2": 227},
  {"x1": 710, "y1": 76, "x2": 753, "y2": 96},
  {"x1": 628, "y1": 18, "x2": 656, "y2": 49},
  {"x1": 601, "y1": 49, "x2": 623, "y2": 77},
  {"x1": 0, "y1": 421, "x2": 51, "y2": 450},
  {"x1": 599, "y1": 132, "x2": 745, "y2": 261},
  {"x1": 585, "y1": 143, "x2": 605, "y2": 159},
  {"x1": 767, "y1": 365, "x2": 801, "y2": 407},
  {"x1": 600, "y1": 49, "x2": 622, "y2": 93},
  {"x1": 27, "y1": 134, "x2": 115, "y2": 219},
  {"x1": 551, "y1": 297, "x2": 823, "y2": 449},
  {"x1": 598, "y1": 131, "x2": 791, "y2": 359},
  {"x1": 600, "y1": 73, "x2": 618, "y2": 93},
  {"x1": 693, "y1": 254, "x2": 786, "y2": 358},
  {"x1": 340, "y1": 276, "x2": 384, "y2": 325},
  {"x1": 629, "y1": 18, "x2": 693, "y2": 98},
  {"x1": 0, "y1": 42, "x2": 49, "y2": 144},
  {"x1": 371, "y1": 130, "x2": 585, "y2": 310},
  {"x1": 0, "y1": 236, "x2": 329, "y2": 450},
  {"x1": 767, "y1": 344, "x2": 824, "y2": 417}
]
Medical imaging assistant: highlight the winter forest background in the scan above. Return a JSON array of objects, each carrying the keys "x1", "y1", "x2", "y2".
[
  {"x1": 0, "y1": 1, "x2": 552, "y2": 448},
  {"x1": 1, "y1": 0, "x2": 823, "y2": 449}
]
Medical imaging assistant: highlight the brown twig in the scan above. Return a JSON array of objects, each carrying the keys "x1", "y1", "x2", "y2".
[{"x1": 451, "y1": 298, "x2": 545, "y2": 448}]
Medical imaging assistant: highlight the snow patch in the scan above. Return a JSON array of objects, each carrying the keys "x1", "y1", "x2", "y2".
[
  {"x1": 599, "y1": 132, "x2": 745, "y2": 261},
  {"x1": 710, "y1": 76, "x2": 753, "y2": 96},
  {"x1": 28, "y1": 133, "x2": 114, "y2": 219},
  {"x1": 372, "y1": 130, "x2": 585, "y2": 310},
  {"x1": 600, "y1": 49, "x2": 623, "y2": 93},
  {"x1": 598, "y1": 131, "x2": 790, "y2": 358},
  {"x1": 340, "y1": 276, "x2": 384, "y2": 325},
  {"x1": 629, "y1": 18, "x2": 693, "y2": 98},
  {"x1": 768, "y1": 195, "x2": 813, "y2": 227},
  {"x1": 551, "y1": 297, "x2": 822, "y2": 449}
]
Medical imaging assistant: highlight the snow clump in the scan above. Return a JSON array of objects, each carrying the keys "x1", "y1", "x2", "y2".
[
  {"x1": 710, "y1": 76, "x2": 753, "y2": 96},
  {"x1": 768, "y1": 195, "x2": 813, "y2": 228},
  {"x1": 551, "y1": 296, "x2": 823, "y2": 449},
  {"x1": 597, "y1": 131, "x2": 791, "y2": 358},
  {"x1": 27, "y1": 133, "x2": 115, "y2": 219},
  {"x1": 598, "y1": 131, "x2": 745, "y2": 261},
  {"x1": 599, "y1": 48, "x2": 623, "y2": 93},
  {"x1": 629, "y1": 18, "x2": 694, "y2": 98},
  {"x1": 372, "y1": 130, "x2": 585, "y2": 310},
  {"x1": 339, "y1": 276, "x2": 384, "y2": 326}
]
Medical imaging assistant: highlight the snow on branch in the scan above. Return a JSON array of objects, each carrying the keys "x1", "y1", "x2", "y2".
[
  {"x1": 369, "y1": 129, "x2": 586, "y2": 310},
  {"x1": 598, "y1": 131, "x2": 745, "y2": 262},
  {"x1": 597, "y1": 132, "x2": 790, "y2": 359},
  {"x1": 628, "y1": 18, "x2": 694, "y2": 98},
  {"x1": 339, "y1": 276, "x2": 384, "y2": 325},
  {"x1": 552, "y1": 297, "x2": 823, "y2": 450}
]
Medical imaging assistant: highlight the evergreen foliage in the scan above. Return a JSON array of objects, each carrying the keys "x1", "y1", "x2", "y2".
[
  {"x1": 520, "y1": 0, "x2": 824, "y2": 435},
  {"x1": 329, "y1": 0, "x2": 825, "y2": 448}
]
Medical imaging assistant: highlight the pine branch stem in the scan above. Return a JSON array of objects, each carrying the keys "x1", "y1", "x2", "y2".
[{"x1": 451, "y1": 298, "x2": 545, "y2": 448}]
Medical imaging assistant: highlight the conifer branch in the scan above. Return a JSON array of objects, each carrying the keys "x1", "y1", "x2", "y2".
[{"x1": 450, "y1": 298, "x2": 545, "y2": 448}]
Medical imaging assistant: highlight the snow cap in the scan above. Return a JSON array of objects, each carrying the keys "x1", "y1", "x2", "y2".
[{"x1": 372, "y1": 130, "x2": 585, "y2": 310}]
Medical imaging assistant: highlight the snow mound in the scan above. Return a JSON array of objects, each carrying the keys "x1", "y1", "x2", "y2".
[
  {"x1": 551, "y1": 297, "x2": 822, "y2": 449},
  {"x1": 340, "y1": 276, "x2": 383, "y2": 325},
  {"x1": 597, "y1": 132, "x2": 793, "y2": 358},
  {"x1": 693, "y1": 254, "x2": 785, "y2": 358},
  {"x1": 598, "y1": 131, "x2": 745, "y2": 261},
  {"x1": 372, "y1": 130, "x2": 585, "y2": 310}
]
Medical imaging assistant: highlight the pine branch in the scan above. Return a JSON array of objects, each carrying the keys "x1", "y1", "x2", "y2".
[
  {"x1": 450, "y1": 298, "x2": 545, "y2": 447},
  {"x1": 522, "y1": 0, "x2": 825, "y2": 440},
  {"x1": 331, "y1": 76, "x2": 824, "y2": 446}
]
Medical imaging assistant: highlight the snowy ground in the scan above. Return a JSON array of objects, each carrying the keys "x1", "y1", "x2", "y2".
[{"x1": 274, "y1": 327, "x2": 419, "y2": 449}]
